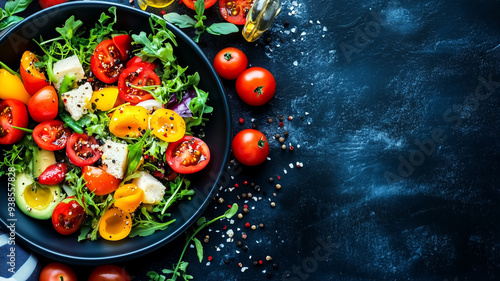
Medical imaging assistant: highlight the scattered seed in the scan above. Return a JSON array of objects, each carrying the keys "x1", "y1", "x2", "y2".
[
  {"x1": 271, "y1": 202, "x2": 276, "y2": 208},
  {"x1": 251, "y1": 225, "x2": 257, "y2": 230},
  {"x1": 218, "y1": 197, "x2": 224, "y2": 204},
  {"x1": 238, "y1": 213, "x2": 243, "y2": 219},
  {"x1": 275, "y1": 184, "x2": 281, "y2": 190},
  {"x1": 266, "y1": 255, "x2": 272, "y2": 261}
]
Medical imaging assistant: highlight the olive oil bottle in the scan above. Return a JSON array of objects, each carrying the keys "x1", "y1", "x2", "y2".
[{"x1": 242, "y1": 0, "x2": 281, "y2": 42}]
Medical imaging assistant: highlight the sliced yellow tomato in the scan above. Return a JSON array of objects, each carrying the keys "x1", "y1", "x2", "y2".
[
  {"x1": 0, "y1": 69, "x2": 31, "y2": 105},
  {"x1": 99, "y1": 207, "x2": 132, "y2": 241},
  {"x1": 91, "y1": 86, "x2": 119, "y2": 111},
  {"x1": 109, "y1": 105, "x2": 149, "y2": 138},
  {"x1": 114, "y1": 184, "x2": 145, "y2": 213},
  {"x1": 150, "y1": 109, "x2": 186, "y2": 142}
]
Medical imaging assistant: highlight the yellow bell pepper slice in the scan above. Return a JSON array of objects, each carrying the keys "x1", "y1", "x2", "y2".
[
  {"x1": 109, "y1": 105, "x2": 149, "y2": 138},
  {"x1": 0, "y1": 69, "x2": 31, "y2": 105},
  {"x1": 113, "y1": 184, "x2": 145, "y2": 213},
  {"x1": 91, "y1": 87, "x2": 119, "y2": 111}
]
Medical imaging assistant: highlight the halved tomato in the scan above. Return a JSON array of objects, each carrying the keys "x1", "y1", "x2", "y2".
[
  {"x1": 126, "y1": 56, "x2": 157, "y2": 70},
  {"x1": 181, "y1": 0, "x2": 217, "y2": 10},
  {"x1": 32, "y1": 120, "x2": 71, "y2": 151},
  {"x1": 118, "y1": 65, "x2": 160, "y2": 104},
  {"x1": 112, "y1": 34, "x2": 133, "y2": 62},
  {"x1": 66, "y1": 133, "x2": 102, "y2": 167},
  {"x1": 165, "y1": 136, "x2": 210, "y2": 174},
  {"x1": 99, "y1": 207, "x2": 132, "y2": 241},
  {"x1": 0, "y1": 99, "x2": 28, "y2": 145},
  {"x1": 52, "y1": 197, "x2": 86, "y2": 235},
  {"x1": 82, "y1": 166, "x2": 121, "y2": 196},
  {"x1": 150, "y1": 109, "x2": 185, "y2": 142},
  {"x1": 219, "y1": 0, "x2": 254, "y2": 25},
  {"x1": 90, "y1": 39, "x2": 127, "y2": 84},
  {"x1": 20, "y1": 51, "x2": 50, "y2": 95}
]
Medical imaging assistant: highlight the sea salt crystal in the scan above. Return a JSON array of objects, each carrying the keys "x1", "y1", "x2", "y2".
[{"x1": 293, "y1": 61, "x2": 298, "y2": 66}]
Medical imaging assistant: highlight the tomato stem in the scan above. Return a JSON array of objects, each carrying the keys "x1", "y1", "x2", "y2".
[
  {"x1": 224, "y1": 52, "x2": 232, "y2": 61},
  {"x1": 11, "y1": 126, "x2": 33, "y2": 133},
  {"x1": 253, "y1": 85, "x2": 264, "y2": 96},
  {"x1": 257, "y1": 137, "x2": 267, "y2": 148}
]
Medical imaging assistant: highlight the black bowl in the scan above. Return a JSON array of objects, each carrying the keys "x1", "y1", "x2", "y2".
[{"x1": 0, "y1": 1, "x2": 230, "y2": 265}]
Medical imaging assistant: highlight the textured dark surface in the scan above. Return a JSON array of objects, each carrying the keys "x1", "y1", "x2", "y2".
[{"x1": 2, "y1": 0, "x2": 500, "y2": 280}]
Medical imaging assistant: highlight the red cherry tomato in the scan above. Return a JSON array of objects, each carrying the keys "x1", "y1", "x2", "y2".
[
  {"x1": 38, "y1": 163, "x2": 68, "y2": 185},
  {"x1": 32, "y1": 120, "x2": 71, "y2": 151},
  {"x1": 66, "y1": 132, "x2": 102, "y2": 167},
  {"x1": 88, "y1": 265, "x2": 131, "y2": 281},
  {"x1": 91, "y1": 39, "x2": 127, "y2": 84},
  {"x1": 38, "y1": 0, "x2": 67, "y2": 9},
  {"x1": 39, "y1": 262, "x2": 77, "y2": 281},
  {"x1": 20, "y1": 51, "x2": 50, "y2": 95},
  {"x1": 181, "y1": 0, "x2": 217, "y2": 10},
  {"x1": 213, "y1": 47, "x2": 248, "y2": 80},
  {"x1": 126, "y1": 56, "x2": 157, "y2": 70},
  {"x1": 82, "y1": 166, "x2": 121, "y2": 196},
  {"x1": 112, "y1": 34, "x2": 133, "y2": 62},
  {"x1": 118, "y1": 65, "x2": 160, "y2": 104},
  {"x1": 231, "y1": 129, "x2": 269, "y2": 166},
  {"x1": 165, "y1": 136, "x2": 211, "y2": 174},
  {"x1": 219, "y1": 0, "x2": 253, "y2": 25},
  {"x1": 28, "y1": 85, "x2": 59, "y2": 122},
  {"x1": 235, "y1": 67, "x2": 276, "y2": 106},
  {"x1": 0, "y1": 99, "x2": 28, "y2": 145},
  {"x1": 51, "y1": 197, "x2": 86, "y2": 235}
]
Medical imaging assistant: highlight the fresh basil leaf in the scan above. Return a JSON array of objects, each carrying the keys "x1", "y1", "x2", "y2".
[
  {"x1": 194, "y1": 0, "x2": 205, "y2": 19},
  {"x1": 163, "y1": 13, "x2": 196, "y2": 29},
  {"x1": 192, "y1": 237, "x2": 203, "y2": 263},
  {"x1": 0, "y1": 9, "x2": 7, "y2": 21},
  {"x1": 206, "y1": 22, "x2": 239, "y2": 35},
  {"x1": 4, "y1": 0, "x2": 32, "y2": 16},
  {"x1": 0, "y1": 15, "x2": 23, "y2": 30}
]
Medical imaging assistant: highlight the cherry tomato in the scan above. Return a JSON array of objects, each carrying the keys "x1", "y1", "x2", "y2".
[
  {"x1": 181, "y1": 0, "x2": 217, "y2": 10},
  {"x1": 219, "y1": 0, "x2": 254, "y2": 25},
  {"x1": 37, "y1": 163, "x2": 68, "y2": 185},
  {"x1": 99, "y1": 207, "x2": 132, "y2": 241},
  {"x1": 82, "y1": 166, "x2": 121, "y2": 196},
  {"x1": 28, "y1": 85, "x2": 59, "y2": 122},
  {"x1": 0, "y1": 99, "x2": 28, "y2": 145},
  {"x1": 235, "y1": 67, "x2": 276, "y2": 106},
  {"x1": 213, "y1": 47, "x2": 248, "y2": 80},
  {"x1": 91, "y1": 39, "x2": 127, "y2": 84},
  {"x1": 39, "y1": 262, "x2": 77, "y2": 281},
  {"x1": 114, "y1": 184, "x2": 145, "y2": 213},
  {"x1": 112, "y1": 34, "x2": 133, "y2": 62},
  {"x1": 109, "y1": 105, "x2": 149, "y2": 138},
  {"x1": 165, "y1": 136, "x2": 210, "y2": 174},
  {"x1": 51, "y1": 197, "x2": 86, "y2": 235},
  {"x1": 150, "y1": 109, "x2": 186, "y2": 142},
  {"x1": 126, "y1": 56, "x2": 157, "y2": 70},
  {"x1": 118, "y1": 65, "x2": 160, "y2": 104},
  {"x1": 88, "y1": 265, "x2": 131, "y2": 281},
  {"x1": 20, "y1": 51, "x2": 50, "y2": 95},
  {"x1": 231, "y1": 129, "x2": 269, "y2": 166},
  {"x1": 66, "y1": 132, "x2": 102, "y2": 167},
  {"x1": 32, "y1": 120, "x2": 71, "y2": 151}
]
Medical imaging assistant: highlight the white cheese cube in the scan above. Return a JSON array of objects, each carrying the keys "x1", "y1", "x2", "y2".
[
  {"x1": 53, "y1": 55, "x2": 86, "y2": 90},
  {"x1": 132, "y1": 171, "x2": 166, "y2": 204},
  {"x1": 61, "y1": 82, "x2": 92, "y2": 121},
  {"x1": 101, "y1": 140, "x2": 128, "y2": 180}
]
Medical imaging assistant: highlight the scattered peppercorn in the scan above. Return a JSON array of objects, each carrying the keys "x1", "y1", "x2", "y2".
[
  {"x1": 276, "y1": 184, "x2": 281, "y2": 190},
  {"x1": 251, "y1": 225, "x2": 257, "y2": 230},
  {"x1": 266, "y1": 255, "x2": 272, "y2": 261},
  {"x1": 250, "y1": 182, "x2": 255, "y2": 187},
  {"x1": 245, "y1": 222, "x2": 251, "y2": 228},
  {"x1": 242, "y1": 193, "x2": 247, "y2": 198},
  {"x1": 218, "y1": 197, "x2": 224, "y2": 204},
  {"x1": 289, "y1": 145, "x2": 295, "y2": 151},
  {"x1": 283, "y1": 21, "x2": 290, "y2": 27},
  {"x1": 253, "y1": 261, "x2": 258, "y2": 266},
  {"x1": 288, "y1": 115, "x2": 293, "y2": 121},
  {"x1": 251, "y1": 124, "x2": 258, "y2": 129},
  {"x1": 259, "y1": 223, "x2": 265, "y2": 228},
  {"x1": 278, "y1": 121, "x2": 284, "y2": 127},
  {"x1": 208, "y1": 256, "x2": 213, "y2": 262},
  {"x1": 254, "y1": 185, "x2": 261, "y2": 192},
  {"x1": 271, "y1": 202, "x2": 276, "y2": 208},
  {"x1": 236, "y1": 240, "x2": 243, "y2": 247},
  {"x1": 284, "y1": 131, "x2": 289, "y2": 138},
  {"x1": 278, "y1": 115, "x2": 284, "y2": 121},
  {"x1": 242, "y1": 233, "x2": 248, "y2": 239},
  {"x1": 242, "y1": 245, "x2": 248, "y2": 251},
  {"x1": 247, "y1": 192, "x2": 253, "y2": 198},
  {"x1": 239, "y1": 118, "x2": 244, "y2": 124},
  {"x1": 243, "y1": 180, "x2": 248, "y2": 185},
  {"x1": 238, "y1": 213, "x2": 243, "y2": 219},
  {"x1": 268, "y1": 177, "x2": 274, "y2": 183},
  {"x1": 278, "y1": 137, "x2": 285, "y2": 143},
  {"x1": 273, "y1": 263, "x2": 279, "y2": 269},
  {"x1": 281, "y1": 144, "x2": 287, "y2": 150},
  {"x1": 243, "y1": 207, "x2": 249, "y2": 214},
  {"x1": 267, "y1": 118, "x2": 274, "y2": 123}
]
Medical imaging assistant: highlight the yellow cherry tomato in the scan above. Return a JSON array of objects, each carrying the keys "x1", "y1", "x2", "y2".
[
  {"x1": 99, "y1": 207, "x2": 132, "y2": 241},
  {"x1": 150, "y1": 109, "x2": 186, "y2": 142},
  {"x1": 91, "y1": 86, "x2": 119, "y2": 111},
  {"x1": 113, "y1": 184, "x2": 145, "y2": 213},
  {"x1": 0, "y1": 69, "x2": 31, "y2": 105},
  {"x1": 109, "y1": 105, "x2": 149, "y2": 138}
]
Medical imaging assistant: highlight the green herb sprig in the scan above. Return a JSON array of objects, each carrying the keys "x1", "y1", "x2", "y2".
[
  {"x1": 164, "y1": 0, "x2": 238, "y2": 43},
  {"x1": 0, "y1": 0, "x2": 32, "y2": 31}
]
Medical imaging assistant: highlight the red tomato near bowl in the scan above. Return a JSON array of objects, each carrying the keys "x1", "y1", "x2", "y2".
[
  {"x1": 165, "y1": 136, "x2": 211, "y2": 174},
  {"x1": 89, "y1": 264, "x2": 131, "y2": 281},
  {"x1": 235, "y1": 67, "x2": 276, "y2": 106},
  {"x1": 52, "y1": 197, "x2": 86, "y2": 235},
  {"x1": 0, "y1": 99, "x2": 28, "y2": 145},
  {"x1": 39, "y1": 262, "x2": 77, "y2": 281},
  {"x1": 32, "y1": 120, "x2": 71, "y2": 151},
  {"x1": 219, "y1": 0, "x2": 254, "y2": 25},
  {"x1": 213, "y1": 47, "x2": 248, "y2": 80},
  {"x1": 181, "y1": 0, "x2": 217, "y2": 10},
  {"x1": 231, "y1": 129, "x2": 269, "y2": 166},
  {"x1": 28, "y1": 85, "x2": 59, "y2": 122},
  {"x1": 39, "y1": 0, "x2": 67, "y2": 9}
]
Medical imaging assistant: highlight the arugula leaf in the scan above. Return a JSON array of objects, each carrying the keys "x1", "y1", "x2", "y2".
[
  {"x1": 0, "y1": 135, "x2": 35, "y2": 177},
  {"x1": 126, "y1": 129, "x2": 151, "y2": 177}
]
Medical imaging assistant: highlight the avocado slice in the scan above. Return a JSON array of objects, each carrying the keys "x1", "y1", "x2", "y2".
[
  {"x1": 14, "y1": 173, "x2": 64, "y2": 220},
  {"x1": 33, "y1": 148, "x2": 56, "y2": 178}
]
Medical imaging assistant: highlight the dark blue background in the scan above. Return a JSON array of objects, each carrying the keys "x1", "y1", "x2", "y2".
[{"x1": 2, "y1": 0, "x2": 500, "y2": 280}]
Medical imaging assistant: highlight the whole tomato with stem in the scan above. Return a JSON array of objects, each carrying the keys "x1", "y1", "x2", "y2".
[
  {"x1": 213, "y1": 47, "x2": 248, "y2": 80},
  {"x1": 231, "y1": 129, "x2": 269, "y2": 166},
  {"x1": 235, "y1": 67, "x2": 276, "y2": 106},
  {"x1": 88, "y1": 264, "x2": 131, "y2": 281},
  {"x1": 39, "y1": 262, "x2": 77, "y2": 281}
]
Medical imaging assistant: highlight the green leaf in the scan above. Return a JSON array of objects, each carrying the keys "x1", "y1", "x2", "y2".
[
  {"x1": 163, "y1": 13, "x2": 196, "y2": 28},
  {"x1": 196, "y1": 217, "x2": 206, "y2": 226},
  {"x1": 194, "y1": 0, "x2": 205, "y2": 19},
  {"x1": 206, "y1": 23, "x2": 239, "y2": 35},
  {"x1": 0, "y1": 15, "x2": 23, "y2": 30},
  {"x1": 192, "y1": 237, "x2": 203, "y2": 263},
  {"x1": 55, "y1": 16, "x2": 83, "y2": 42},
  {"x1": 4, "y1": 0, "x2": 32, "y2": 16},
  {"x1": 224, "y1": 203, "x2": 238, "y2": 218},
  {"x1": 1, "y1": 9, "x2": 8, "y2": 22},
  {"x1": 126, "y1": 129, "x2": 150, "y2": 176}
]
